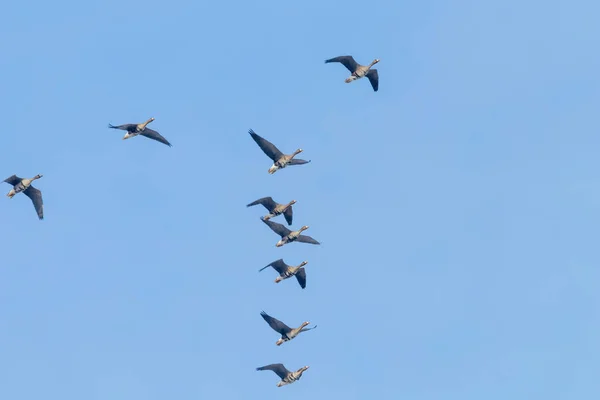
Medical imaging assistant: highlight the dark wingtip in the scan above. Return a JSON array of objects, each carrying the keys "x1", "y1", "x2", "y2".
[{"x1": 248, "y1": 129, "x2": 255, "y2": 135}]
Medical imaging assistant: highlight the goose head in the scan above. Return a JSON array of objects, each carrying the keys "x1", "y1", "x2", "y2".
[
  {"x1": 299, "y1": 225, "x2": 309, "y2": 233},
  {"x1": 371, "y1": 58, "x2": 380, "y2": 66},
  {"x1": 299, "y1": 261, "x2": 308, "y2": 267},
  {"x1": 292, "y1": 149, "x2": 303, "y2": 157},
  {"x1": 33, "y1": 174, "x2": 43, "y2": 180}
]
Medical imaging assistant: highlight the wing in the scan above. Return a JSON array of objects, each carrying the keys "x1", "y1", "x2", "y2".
[
  {"x1": 295, "y1": 267, "x2": 307, "y2": 289},
  {"x1": 288, "y1": 159, "x2": 310, "y2": 166},
  {"x1": 246, "y1": 197, "x2": 277, "y2": 212},
  {"x1": 249, "y1": 129, "x2": 284, "y2": 161},
  {"x1": 108, "y1": 123, "x2": 136, "y2": 131},
  {"x1": 256, "y1": 363, "x2": 290, "y2": 379},
  {"x1": 260, "y1": 311, "x2": 292, "y2": 334},
  {"x1": 261, "y1": 217, "x2": 291, "y2": 237},
  {"x1": 296, "y1": 235, "x2": 320, "y2": 245},
  {"x1": 325, "y1": 55, "x2": 359, "y2": 73},
  {"x1": 283, "y1": 206, "x2": 293, "y2": 226},
  {"x1": 4, "y1": 175, "x2": 22, "y2": 186},
  {"x1": 366, "y1": 69, "x2": 379, "y2": 92},
  {"x1": 140, "y1": 128, "x2": 172, "y2": 147},
  {"x1": 259, "y1": 259, "x2": 288, "y2": 274},
  {"x1": 23, "y1": 186, "x2": 43, "y2": 220}
]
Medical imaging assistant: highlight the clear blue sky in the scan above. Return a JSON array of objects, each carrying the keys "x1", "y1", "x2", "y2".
[{"x1": 1, "y1": 0, "x2": 599, "y2": 398}]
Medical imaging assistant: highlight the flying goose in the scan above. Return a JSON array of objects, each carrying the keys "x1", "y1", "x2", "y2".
[
  {"x1": 259, "y1": 259, "x2": 309, "y2": 289},
  {"x1": 260, "y1": 217, "x2": 320, "y2": 247},
  {"x1": 247, "y1": 197, "x2": 296, "y2": 225},
  {"x1": 108, "y1": 117, "x2": 172, "y2": 147},
  {"x1": 248, "y1": 129, "x2": 310, "y2": 174},
  {"x1": 256, "y1": 363, "x2": 309, "y2": 387},
  {"x1": 260, "y1": 311, "x2": 317, "y2": 346},
  {"x1": 4, "y1": 174, "x2": 44, "y2": 220},
  {"x1": 325, "y1": 55, "x2": 380, "y2": 91}
]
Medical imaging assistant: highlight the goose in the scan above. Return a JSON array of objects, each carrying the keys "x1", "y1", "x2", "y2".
[
  {"x1": 4, "y1": 174, "x2": 44, "y2": 220},
  {"x1": 260, "y1": 311, "x2": 317, "y2": 346},
  {"x1": 260, "y1": 217, "x2": 320, "y2": 247},
  {"x1": 248, "y1": 129, "x2": 310, "y2": 174},
  {"x1": 325, "y1": 55, "x2": 380, "y2": 91},
  {"x1": 259, "y1": 259, "x2": 309, "y2": 289},
  {"x1": 256, "y1": 363, "x2": 309, "y2": 387},
  {"x1": 247, "y1": 197, "x2": 296, "y2": 225},
  {"x1": 108, "y1": 117, "x2": 172, "y2": 147}
]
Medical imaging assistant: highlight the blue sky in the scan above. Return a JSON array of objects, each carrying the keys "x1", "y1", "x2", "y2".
[{"x1": 1, "y1": 0, "x2": 599, "y2": 398}]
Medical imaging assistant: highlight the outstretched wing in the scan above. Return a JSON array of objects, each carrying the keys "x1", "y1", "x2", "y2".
[
  {"x1": 23, "y1": 186, "x2": 43, "y2": 220},
  {"x1": 247, "y1": 197, "x2": 277, "y2": 212},
  {"x1": 108, "y1": 123, "x2": 136, "y2": 131},
  {"x1": 4, "y1": 175, "x2": 22, "y2": 186},
  {"x1": 295, "y1": 267, "x2": 307, "y2": 289},
  {"x1": 325, "y1": 55, "x2": 359, "y2": 73},
  {"x1": 288, "y1": 159, "x2": 310, "y2": 166},
  {"x1": 249, "y1": 129, "x2": 283, "y2": 161},
  {"x1": 259, "y1": 259, "x2": 288, "y2": 274},
  {"x1": 366, "y1": 69, "x2": 379, "y2": 92},
  {"x1": 140, "y1": 128, "x2": 172, "y2": 147},
  {"x1": 261, "y1": 217, "x2": 291, "y2": 237},
  {"x1": 260, "y1": 311, "x2": 292, "y2": 334},
  {"x1": 256, "y1": 363, "x2": 290, "y2": 379},
  {"x1": 296, "y1": 235, "x2": 320, "y2": 245},
  {"x1": 283, "y1": 206, "x2": 293, "y2": 226}
]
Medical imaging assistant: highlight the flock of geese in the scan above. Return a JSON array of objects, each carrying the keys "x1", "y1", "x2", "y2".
[{"x1": 3, "y1": 54, "x2": 380, "y2": 388}]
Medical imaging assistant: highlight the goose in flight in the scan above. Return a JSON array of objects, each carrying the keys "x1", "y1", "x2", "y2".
[
  {"x1": 325, "y1": 55, "x2": 380, "y2": 91},
  {"x1": 247, "y1": 196, "x2": 296, "y2": 225},
  {"x1": 256, "y1": 363, "x2": 309, "y2": 387},
  {"x1": 108, "y1": 117, "x2": 172, "y2": 147},
  {"x1": 260, "y1": 311, "x2": 317, "y2": 346},
  {"x1": 260, "y1": 217, "x2": 320, "y2": 247},
  {"x1": 4, "y1": 174, "x2": 44, "y2": 220},
  {"x1": 259, "y1": 259, "x2": 309, "y2": 289},
  {"x1": 249, "y1": 129, "x2": 310, "y2": 174}
]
